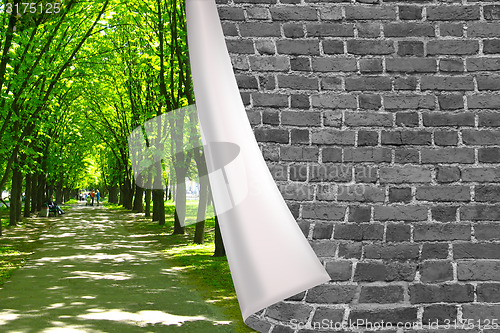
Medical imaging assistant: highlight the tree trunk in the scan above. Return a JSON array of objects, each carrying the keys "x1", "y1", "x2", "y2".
[
  {"x1": 193, "y1": 153, "x2": 209, "y2": 244},
  {"x1": 144, "y1": 189, "x2": 151, "y2": 218},
  {"x1": 9, "y1": 166, "x2": 23, "y2": 226},
  {"x1": 56, "y1": 181, "x2": 63, "y2": 204},
  {"x1": 30, "y1": 175, "x2": 37, "y2": 213},
  {"x1": 213, "y1": 216, "x2": 226, "y2": 257},
  {"x1": 172, "y1": 174, "x2": 186, "y2": 234},
  {"x1": 108, "y1": 185, "x2": 118, "y2": 203},
  {"x1": 132, "y1": 184, "x2": 144, "y2": 213},
  {"x1": 152, "y1": 189, "x2": 165, "y2": 225},
  {"x1": 24, "y1": 173, "x2": 31, "y2": 217}
]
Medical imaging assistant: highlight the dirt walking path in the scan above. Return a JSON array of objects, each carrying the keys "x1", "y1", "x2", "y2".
[{"x1": 0, "y1": 203, "x2": 235, "y2": 332}]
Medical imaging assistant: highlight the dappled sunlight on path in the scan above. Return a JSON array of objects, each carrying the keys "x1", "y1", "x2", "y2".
[{"x1": 0, "y1": 203, "x2": 234, "y2": 332}]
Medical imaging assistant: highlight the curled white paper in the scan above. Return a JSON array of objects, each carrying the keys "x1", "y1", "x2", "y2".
[{"x1": 186, "y1": 0, "x2": 330, "y2": 324}]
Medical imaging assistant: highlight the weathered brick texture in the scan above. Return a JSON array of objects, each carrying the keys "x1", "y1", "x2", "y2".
[{"x1": 217, "y1": 0, "x2": 500, "y2": 331}]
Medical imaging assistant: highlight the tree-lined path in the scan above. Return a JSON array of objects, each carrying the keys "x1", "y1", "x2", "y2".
[{"x1": 0, "y1": 203, "x2": 233, "y2": 332}]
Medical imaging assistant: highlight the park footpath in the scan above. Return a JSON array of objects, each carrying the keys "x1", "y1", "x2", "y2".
[{"x1": 0, "y1": 203, "x2": 235, "y2": 332}]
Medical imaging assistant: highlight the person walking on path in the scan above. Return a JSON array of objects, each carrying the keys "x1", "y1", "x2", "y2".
[
  {"x1": 90, "y1": 190, "x2": 95, "y2": 206},
  {"x1": 96, "y1": 190, "x2": 101, "y2": 206}
]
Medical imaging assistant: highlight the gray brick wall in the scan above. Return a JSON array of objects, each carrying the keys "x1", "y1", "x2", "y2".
[{"x1": 216, "y1": 0, "x2": 500, "y2": 332}]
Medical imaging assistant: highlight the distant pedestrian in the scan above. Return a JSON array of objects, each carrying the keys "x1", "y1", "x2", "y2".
[
  {"x1": 90, "y1": 190, "x2": 95, "y2": 206},
  {"x1": 96, "y1": 190, "x2": 101, "y2": 206}
]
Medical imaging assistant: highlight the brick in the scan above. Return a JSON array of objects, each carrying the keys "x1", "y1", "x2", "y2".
[
  {"x1": 387, "y1": 223, "x2": 411, "y2": 242},
  {"x1": 270, "y1": 7, "x2": 317, "y2": 21},
  {"x1": 484, "y1": 39, "x2": 500, "y2": 54},
  {"x1": 396, "y1": 112, "x2": 418, "y2": 127},
  {"x1": 291, "y1": 129, "x2": 310, "y2": 144},
  {"x1": 357, "y1": 23, "x2": 381, "y2": 38},
  {"x1": 262, "y1": 111, "x2": 278, "y2": 126},
  {"x1": 226, "y1": 39, "x2": 254, "y2": 54},
  {"x1": 309, "y1": 163, "x2": 352, "y2": 182},
  {"x1": 384, "y1": 23, "x2": 435, "y2": 37},
  {"x1": 389, "y1": 188, "x2": 411, "y2": 203},
  {"x1": 259, "y1": 75, "x2": 275, "y2": 90},
  {"x1": 381, "y1": 131, "x2": 431, "y2": 145},
  {"x1": 250, "y1": 56, "x2": 290, "y2": 72},
  {"x1": 255, "y1": 128, "x2": 289, "y2": 144},
  {"x1": 222, "y1": 22, "x2": 238, "y2": 36},
  {"x1": 420, "y1": 261, "x2": 454, "y2": 282},
  {"x1": 347, "y1": 40, "x2": 394, "y2": 55},
  {"x1": 380, "y1": 166, "x2": 432, "y2": 184},
  {"x1": 432, "y1": 206, "x2": 457, "y2": 222},
  {"x1": 319, "y1": 7, "x2": 342, "y2": 21},
  {"x1": 427, "y1": 40, "x2": 479, "y2": 55},
  {"x1": 365, "y1": 244, "x2": 420, "y2": 260},
  {"x1": 416, "y1": 186, "x2": 470, "y2": 202},
  {"x1": 397, "y1": 41, "x2": 424, "y2": 57},
  {"x1": 359, "y1": 285, "x2": 404, "y2": 304},
  {"x1": 355, "y1": 166, "x2": 378, "y2": 183},
  {"x1": 245, "y1": 316, "x2": 272, "y2": 333},
  {"x1": 414, "y1": 223, "x2": 471, "y2": 241},
  {"x1": 345, "y1": 6, "x2": 396, "y2": 20},
  {"x1": 477, "y1": 75, "x2": 500, "y2": 90},
  {"x1": 306, "y1": 285, "x2": 357, "y2": 303},
  {"x1": 325, "y1": 261, "x2": 352, "y2": 281},
  {"x1": 384, "y1": 95, "x2": 435, "y2": 110},
  {"x1": 461, "y1": 204, "x2": 500, "y2": 221},
  {"x1": 477, "y1": 284, "x2": 500, "y2": 302},
  {"x1": 475, "y1": 223, "x2": 500, "y2": 240},
  {"x1": 484, "y1": 5, "x2": 500, "y2": 20},
  {"x1": 440, "y1": 59, "x2": 464, "y2": 73},
  {"x1": 345, "y1": 76, "x2": 392, "y2": 91},
  {"x1": 306, "y1": 23, "x2": 354, "y2": 37},
  {"x1": 277, "y1": 40, "x2": 320, "y2": 55},
  {"x1": 321, "y1": 77, "x2": 342, "y2": 90},
  {"x1": 289, "y1": 163, "x2": 308, "y2": 181},
  {"x1": 245, "y1": 7, "x2": 270, "y2": 20},
  {"x1": 358, "y1": 95, "x2": 382, "y2": 109},
  {"x1": 359, "y1": 58, "x2": 383, "y2": 73},
  {"x1": 468, "y1": 23, "x2": 500, "y2": 38},
  {"x1": 462, "y1": 168, "x2": 500, "y2": 182},
  {"x1": 409, "y1": 284, "x2": 474, "y2": 303},
  {"x1": 337, "y1": 185, "x2": 385, "y2": 202},
  {"x1": 272, "y1": 325, "x2": 293, "y2": 333},
  {"x1": 358, "y1": 130, "x2": 378, "y2": 146},
  {"x1": 395, "y1": 148, "x2": 419, "y2": 164},
  {"x1": 312, "y1": 94, "x2": 357, "y2": 109},
  {"x1": 440, "y1": 23, "x2": 463, "y2": 37},
  {"x1": 312, "y1": 222, "x2": 334, "y2": 239},
  {"x1": 323, "y1": 111, "x2": 342, "y2": 127},
  {"x1": 218, "y1": 7, "x2": 245, "y2": 20},
  {"x1": 386, "y1": 59, "x2": 436, "y2": 73},
  {"x1": 468, "y1": 95, "x2": 500, "y2": 109},
  {"x1": 348, "y1": 205, "x2": 371, "y2": 222},
  {"x1": 421, "y1": 76, "x2": 474, "y2": 91},
  {"x1": 458, "y1": 261, "x2": 500, "y2": 281},
  {"x1": 345, "y1": 112, "x2": 391, "y2": 127},
  {"x1": 462, "y1": 305, "x2": 500, "y2": 322},
  {"x1": 236, "y1": 74, "x2": 258, "y2": 89},
  {"x1": 291, "y1": 94, "x2": 310, "y2": 109},
  {"x1": 479, "y1": 112, "x2": 500, "y2": 126},
  {"x1": 421, "y1": 243, "x2": 449, "y2": 260},
  {"x1": 427, "y1": 6, "x2": 480, "y2": 21},
  {"x1": 290, "y1": 57, "x2": 310, "y2": 71},
  {"x1": 421, "y1": 148, "x2": 475, "y2": 164},
  {"x1": 279, "y1": 182, "x2": 314, "y2": 200},
  {"x1": 282, "y1": 111, "x2": 320, "y2": 126},
  {"x1": 262, "y1": 145, "x2": 279, "y2": 161},
  {"x1": 454, "y1": 243, "x2": 500, "y2": 259},
  {"x1": 269, "y1": 163, "x2": 288, "y2": 181},
  {"x1": 311, "y1": 308, "x2": 344, "y2": 325},
  {"x1": 374, "y1": 206, "x2": 428, "y2": 221},
  {"x1": 338, "y1": 243, "x2": 362, "y2": 259},
  {"x1": 240, "y1": 23, "x2": 281, "y2": 37},
  {"x1": 438, "y1": 94, "x2": 463, "y2": 110},
  {"x1": 434, "y1": 131, "x2": 458, "y2": 146},
  {"x1": 312, "y1": 129, "x2": 355, "y2": 145},
  {"x1": 253, "y1": 93, "x2": 288, "y2": 107},
  {"x1": 349, "y1": 307, "x2": 418, "y2": 325},
  {"x1": 436, "y1": 166, "x2": 461, "y2": 184},
  {"x1": 354, "y1": 261, "x2": 417, "y2": 282},
  {"x1": 302, "y1": 204, "x2": 346, "y2": 220},
  {"x1": 311, "y1": 58, "x2": 357, "y2": 72},
  {"x1": 322, "y1": 40, "x2": 344, "y2": 54},
  {"x1": 479, "y1": 147, "x2": 500, "y2": 163},
  {"x1": 399, "y1": 6, "x2": 422, "y2": 20},
  {"x1": 422, "y1": 305, "x2": 457, "y2": 324},
  {"x1": 283, "y1": 23, "x2": 305, "y2": 38},
  {"x1": 476, "y1": 185, "x2": 500, "y2": 202},
  {"x1": 343, "y1": 148, "x2": 392, "y2": 163},
  {"x1": 266, "y1": 302, "x2": 313, "y2": 322},
  {"x1": 310, "y1": 240, "x2": 337, "y2": 257},
  {"x1": 335, "y1": 223, "x2": 384, "y2": 240},
  {"x1": 280, "y1": 147, "x2": 318, "y2": 161},
  {"x1": 322, "y1": 148, "x2": 342, "y2": 162},
  {"x1": 394, "y1": 77, "x2": 418, "y2": 90},
  {"x1": 423, "y1": 112, "x2": 474, "y2": 127}
]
